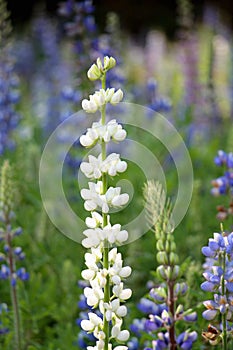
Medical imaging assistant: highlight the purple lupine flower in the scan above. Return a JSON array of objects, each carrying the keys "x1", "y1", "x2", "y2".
[
  {"x1": 127, "y1": 337, "x2": 139, "y2": 350},
  {"x1": 201, "y1": 230, "x2": 233, "y2": 345},
  {"x1": 16, "y1": 268, "x2": 29, "y2": 282},
  {"x1": 0, "y1": 4, "x2": 21, "y2": 155},
  {"x1": 0, "y1": 264, "x2": 10, "y2": 279},
  {"x1": 211, "y1": 151, "x2": 233, "y2": 205},
  {"x1": 0, "y1": 303, "x2": 9, "y2": 335},
  {"x1": 146, "y1": 330, "x2": 197, "y2": 350},
  {"x1": 57, "y1": 1, "x2": 100, "y2": 173},
  {"x1": 144, "y1": 314, "x2": 163, "y2": 331},
  {"x1": 137, "y1": 297, "x2": 161, "y2": 315},
  {"x1": 214, "y1": 150, "x2": 228, "y2": 166},
  {"x1": 146, "y1": 78, "x2": 172, "y2": 118},
  {"x1": 130, "y1": 318, "x2": 146, "y2": 337},
  {"x1": 31, "y1": 13, "x2": 66, "y2": 137},
  {"x1": 176, "y1": 330, "x2": 198, "y2": 350}
]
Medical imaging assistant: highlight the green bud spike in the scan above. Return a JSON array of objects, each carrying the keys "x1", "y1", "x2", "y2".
[{"x1": 0, "y1": 160, "x2": 14, "y2": 222}]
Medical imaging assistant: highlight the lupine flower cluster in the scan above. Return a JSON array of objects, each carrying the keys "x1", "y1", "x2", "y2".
[
  {"x1": 0, "y1": 160, "x2": 29, "y2": 349},
  {"x1": 31, "y1": 13, "x2": 65, "y2": 137},
  {"x1": 146, "y1": 78, "x2": 172, "y2": 116},
  {"x1": 128, "y1": 181, "x2": 197, "y2": 350},
  {"x1": 0, "y1": 0, "x2": 20, "y2": 155},
  {"x1": 211, "y1": 150, "x2": 233, "y2": 221},
  {"x1": 201, "y1": 228, "x2": 233, "y2": 347},
  {"x1": 58, "y1": 0, "x2": 98, "y2": 93},
  {"x1": 58, "y1": 0, "x2": 100, "y2": 171},
  {"x1": 79, "y1": 56, "x2": 131, "y2": 350}
]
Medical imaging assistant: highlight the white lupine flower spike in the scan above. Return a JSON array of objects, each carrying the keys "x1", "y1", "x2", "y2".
[{"x1": 79, "y1": 56, "x2": 131, "y2": 350}]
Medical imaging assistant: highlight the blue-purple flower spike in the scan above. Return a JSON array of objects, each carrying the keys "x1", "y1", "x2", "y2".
[
  {"x1": 211, "y1": 150, "x2": 233, "y2": 221},
  {"x1": 0, "y1": 0, "x2": 21, "y2": 155},
  {"x1": 0, "y1": 160, "x2": 29, "y2": 348},
  {"x1": 201, "y1": 227, "x2": 233, "y2": 347}
]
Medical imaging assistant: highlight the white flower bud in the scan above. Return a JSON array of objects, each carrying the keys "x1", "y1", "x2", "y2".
[
  {"x1": 119, "y1": 288, "x2": 132, "y2": 300},
  {"x1": 82, "y1": 99, "x2": 90, "y2": 110},
  {"x1": 81, "y1": 319, "x2": 93, "y2": 331},
  {"x1": 117, "y1": 230, "x2": 128, "y2": 243},
  {"x1": 82, "y1": 236, "x2": 98, "y2": 248},
  {"x1": 112, "y1": 193, "x2": 129, "y2": 207},
  {"x1": 81, "y1": 269, "x2": 95, "y2": 280},
  {"x1": 116, "y1": 330, "x2": 129, "y2": 341},
  {"x1": 110, "y1": 89, "x2": 123, "y2": 105},
  {"x1": 116, "y1": 305, "x2": 127, "y2": 318},
  {"x1": 119, "y1": 266, "x2": 131, "y2": 278},
  {"x1": 113, "y1": 129, "x2": 127, "y2": 142},
  {"x1": 96, "y1": 57, "x2": 103, "y2": 71},
  {"x1": 87, "y1": 63, "x2": 102, "y2": 81},
  {"x1": 89, "y1": 313, "x2": 103, "y2": 326},
  {"x1": 80, "y1": 135, "x2": 95, "y2": 147},
  {"x1": 108, "y1": 56, "x2": 116, "y2": 70},
  {"x1": 109, "y1": 248, "x2": 117, "y2": 262},
  {"x1": 116, "y1": 161, "x2": 127, "y2": 173},
  {"x1": 112, "y1": 275, "x2": 121, "y2": 285},
  {"x1": 105, "y1": 88, "x2": 115, "y2": 102}
]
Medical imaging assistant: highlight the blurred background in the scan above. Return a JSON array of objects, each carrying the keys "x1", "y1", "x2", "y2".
[{"x1": 0, "y1": 0, "x2": 233, "y2": 348}]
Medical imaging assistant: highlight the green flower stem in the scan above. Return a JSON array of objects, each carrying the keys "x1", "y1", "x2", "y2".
[
  {"x1": 167, "y1": 240, "x2": 177, "y2": 350},
  {"x1": 6, "y1": 230, "x2": 21, "y2": 350},
  {"x1": 168, "y1": 280, "x2": 177, "y2": 350},
  {"x1": 221, "y1": 250, "x2": 227, "y2": 350},
  {"x1": 101, "y1": 73, "x2": 110, "y2": 350}
]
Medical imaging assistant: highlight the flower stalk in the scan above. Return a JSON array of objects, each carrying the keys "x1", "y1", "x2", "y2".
[
  {"x1": 101, "y1": 72, "x2": 110, "y2": 350},
  {"x1": 7, "y1": 231, "x2": 21, "y2": 350},
  {"x1": 80, "y1": 56, "x2": 131, "y2": 350},
  {"x1": 201, "y1": 225, "x2": 233, "y2": 348},
  {"x1": 141, "y1": 180, "x2": 197, "y2": 350},
  {"x1": 0, "y1": 161, "x2": 29, "y2": 350}
]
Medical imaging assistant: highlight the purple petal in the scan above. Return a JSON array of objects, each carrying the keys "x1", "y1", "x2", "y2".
[
  {"x1": 202, "y1": 309, "x2": 217, "y2": 320},
  {"x1": 201, "y1": 281, "x2": 216, "y2": 292}
]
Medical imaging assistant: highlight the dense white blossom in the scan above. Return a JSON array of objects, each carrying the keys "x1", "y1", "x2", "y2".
[
  {"x1": 80, "y1": 119, "x2": 127, "y2": 148},
  {"x1": 82, "y1": 223, "x2": 128, "y2": 248},
  {"x1": 82, "y1": 88, "x2": 123, "y2": 113},
  {"x1": 81, "y1": 181, "x2": 129, "y2": 214},
  {"x1": 102, "y1": 298, "x2": 128, "y2": 321},
  {"x1": 80, "y1": 153, "x2": 127, "y2": 179},
  {"x1": 80, "y1": 56, "x2": 131, "y2": 350}
]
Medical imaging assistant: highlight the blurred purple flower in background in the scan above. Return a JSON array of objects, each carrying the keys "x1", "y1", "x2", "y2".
[{"x1": 0, "y1": 0, "x2": 21, "y2": 155}]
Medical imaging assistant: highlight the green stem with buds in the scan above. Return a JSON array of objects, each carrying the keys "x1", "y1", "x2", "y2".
[
  {"x1": 221, "y1": 250, "x2": 227, "y2": 350},
  {"x1": 4, "y1": 206, "x2": 22, "y2": 350},
  {"x1": 7, "y1": 232, "x2": 22, "y2": 350},
  {"x1": 101, "y1": 73, "x2": 110, "y2": 350},
  {"x1": 167, "y1": 235, "x2": 177, "y2": 350}
]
